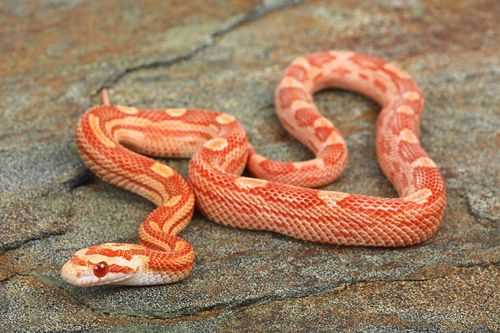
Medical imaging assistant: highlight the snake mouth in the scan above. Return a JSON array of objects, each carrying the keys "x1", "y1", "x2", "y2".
[
  {"x1": 60, "y1": 260, "x2": 93, "y2": 287},
  {"x1": 60, "y1": 259, "x2": 132, "y2": 287}
]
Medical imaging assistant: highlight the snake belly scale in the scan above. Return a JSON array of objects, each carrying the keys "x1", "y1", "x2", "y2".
[{"x1": 61, "y1": 51, "x2": 446, "y2": 287}]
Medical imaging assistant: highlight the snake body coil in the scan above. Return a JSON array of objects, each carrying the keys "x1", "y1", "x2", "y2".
[{"x1": 61, "y1": 51, "x2": 446, "y2": 287}]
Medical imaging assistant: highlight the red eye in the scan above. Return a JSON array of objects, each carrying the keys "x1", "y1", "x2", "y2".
[{"x1": 93, "y1": 261, "x2": 109, "y2": 278}]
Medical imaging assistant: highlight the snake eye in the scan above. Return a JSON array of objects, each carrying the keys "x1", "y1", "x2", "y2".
[{"x1": 93, "y1": 261, "x2": 109, "y2": 278}]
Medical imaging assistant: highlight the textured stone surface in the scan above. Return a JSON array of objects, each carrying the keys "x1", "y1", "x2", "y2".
[{"x1": 0, "y1": 1, "x2": 499, "y2": 332}]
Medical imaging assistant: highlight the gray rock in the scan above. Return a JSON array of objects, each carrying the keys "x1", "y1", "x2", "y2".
[{"x1": 0, "y1": 0, "x2": 499, "y2": 332}]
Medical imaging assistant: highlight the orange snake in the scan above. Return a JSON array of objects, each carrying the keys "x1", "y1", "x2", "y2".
[{"x1": 61, "y1": 51, "x2": 446, "y2": 287}]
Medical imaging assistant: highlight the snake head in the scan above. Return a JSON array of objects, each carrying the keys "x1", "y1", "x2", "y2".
[{"x1": 60, "y1": 243, "x2": 145, "y2": 287}]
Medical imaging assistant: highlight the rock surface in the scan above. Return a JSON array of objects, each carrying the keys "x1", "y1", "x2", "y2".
[{"x1": 0, "y1": 1, "x2": 499, "y2": 332}]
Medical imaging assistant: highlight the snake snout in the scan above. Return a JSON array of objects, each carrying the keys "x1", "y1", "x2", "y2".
[
  {"x1": 60, "y1": 258, "x2": 97, "y2": 287},
  {"x1": 60, "y1": 248, "x2": 137, "y2": 287}
]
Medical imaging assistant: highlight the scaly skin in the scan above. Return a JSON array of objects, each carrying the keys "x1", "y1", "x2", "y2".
[{"x1": 61, "y1": 51, "x2": 446, "y2": 287}]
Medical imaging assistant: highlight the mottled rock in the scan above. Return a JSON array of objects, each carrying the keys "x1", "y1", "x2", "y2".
[
  {"x1": 0, "y1": 192, "x2": 71, "y2": 253},
  {"x1": 0, "y1": 0, "x2": 499, "y2": 332},
  {"x1": 0, "y1": 140, "x2": 86, "y2": 193}
]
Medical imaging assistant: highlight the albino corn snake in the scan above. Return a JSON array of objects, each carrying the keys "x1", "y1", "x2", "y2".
[{"x1": 61, "y1": 51, "x2": 446, "y2": 287}]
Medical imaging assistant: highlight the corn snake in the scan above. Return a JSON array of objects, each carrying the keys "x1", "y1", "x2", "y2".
[{"x1": 61, "y1": 51, "x2": 446, "y2": 287}]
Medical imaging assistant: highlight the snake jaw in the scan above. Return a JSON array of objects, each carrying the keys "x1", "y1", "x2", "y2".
[
  {"x1": 60, "y1": 258, "x2": 136, "y2": 287},
  {"x1": 60, "y1": 246, "x2": 143, "y2": 287}
]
